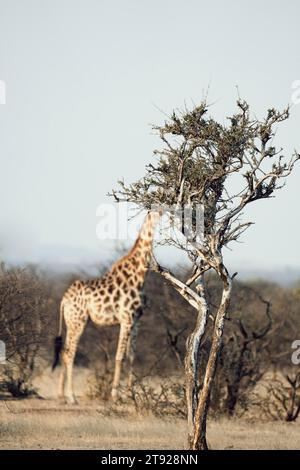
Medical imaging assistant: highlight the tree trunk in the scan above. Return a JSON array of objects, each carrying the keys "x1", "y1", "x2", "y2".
[
  {"x1": 192, "y1": 266, "x2": 232, "y2": 450},
  {"x1": 184, "y1": 274, "x2": 208, "y2": 446}
]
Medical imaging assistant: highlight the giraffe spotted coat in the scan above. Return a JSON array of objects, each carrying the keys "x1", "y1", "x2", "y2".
[{"x1": 53, "y1": 211, "x2": 161, "y2": 404}]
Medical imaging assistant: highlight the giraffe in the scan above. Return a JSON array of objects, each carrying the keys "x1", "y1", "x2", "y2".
[{"x1": 52, "y1": 210, "x2": 161, "y2": 404}]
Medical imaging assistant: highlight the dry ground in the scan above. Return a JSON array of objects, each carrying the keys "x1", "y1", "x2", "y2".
[
  {"x1": 1, "y1": 398, "x2": 300, "y2": 450},
  {"x1": 0, "y1": 367, "x2": 299, "y2": 450}
]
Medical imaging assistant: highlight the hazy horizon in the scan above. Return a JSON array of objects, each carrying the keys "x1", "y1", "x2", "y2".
[{"x1": 1, "y1": 0, "x2": 300, "y2": 274}]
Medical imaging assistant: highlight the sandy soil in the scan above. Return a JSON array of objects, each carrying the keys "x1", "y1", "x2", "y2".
[
  {"x1": 1, "y1": 397, "x2": 300, "y2": 450},
  {"x1": 1, "y1": 367, "x2": 299, "y2": 450}
]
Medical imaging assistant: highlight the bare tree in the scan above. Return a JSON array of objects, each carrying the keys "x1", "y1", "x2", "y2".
[
  {"x1": 256, "y1": 372, "x2": 300, "y2": 422},
  {"x1": 111, "y1": 99, "x2": 299, "y2": 449},
  {"x1": 220, "y1": 286, "x2": 273, "y2": 416},
  {"x1": 0, "y1": 264, "x2": 50, "y2": 397}
]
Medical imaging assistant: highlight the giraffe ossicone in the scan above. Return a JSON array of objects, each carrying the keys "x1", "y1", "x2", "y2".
[{"x1": 52, "y1": 210, "x2": 161, "y2": 404}]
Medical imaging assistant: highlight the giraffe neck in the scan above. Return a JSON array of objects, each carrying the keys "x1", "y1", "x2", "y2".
[{"x1": 129, "y1": 213, "x2": 157, "y2": 267}]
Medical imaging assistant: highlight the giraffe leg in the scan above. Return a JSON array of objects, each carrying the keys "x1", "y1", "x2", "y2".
[
  {"x1": 126, "y1": 323, "x2": 137, "y2": 390},
  {"x1": 127, "y1": 307, "x2": 143, "y2": 389},
  {"x1": 58, "y1": 365, "x2": 66, "y2": 403},
  {"x1": 111, "y1": 321, "x2": 132, "y2": 401},
  {"x1": 62, "y1": 321, "x2": 87, "y2": 405}
]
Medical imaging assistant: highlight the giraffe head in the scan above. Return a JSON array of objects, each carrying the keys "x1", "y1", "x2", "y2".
[
  {"x1": 139, "y1": 209, "x2": 162, "y2": 242},
  {"x1": 128, "y1": 209, "x2": 162, "y2": 260}
]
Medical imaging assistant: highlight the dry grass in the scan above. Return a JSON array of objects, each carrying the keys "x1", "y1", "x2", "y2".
[
  {"x1": 1, "y1": 398, "x2": 300, "y2": 450},
  {"x1": 0, "y1": 399, "x2": 186, "y2": 450},
  {"x1": 1, "y1": 367, "x2": 300, "y2": 450}
]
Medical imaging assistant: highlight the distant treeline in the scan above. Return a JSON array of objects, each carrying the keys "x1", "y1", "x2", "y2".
[{"x1": 1, "y1": 262, "x2": 299, "y2": 417}]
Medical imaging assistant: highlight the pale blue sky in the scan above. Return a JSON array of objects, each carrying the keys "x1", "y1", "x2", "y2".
[{"x1": 0, "y1": 0, "x2": 299, "y2": 273}]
